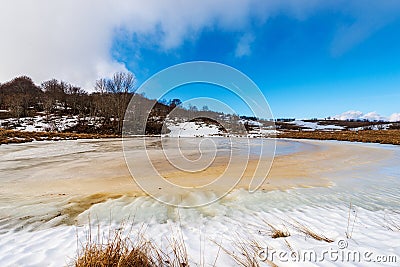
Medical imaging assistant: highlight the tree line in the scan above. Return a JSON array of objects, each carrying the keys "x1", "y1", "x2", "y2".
[
  {"x1": 0, "y1": 73, "x2": 139, "y2": 134},
  {"x1": 0, "y1": 73, "x2": 237, "y2": 135}
]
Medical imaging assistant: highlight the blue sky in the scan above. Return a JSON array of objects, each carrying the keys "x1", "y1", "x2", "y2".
[
  {"x1": 111, "y1": 7, "x2": 400, "y2": 119},
  {"x1": 1, "y1": 1, "x2": 400, "y2": 119}
]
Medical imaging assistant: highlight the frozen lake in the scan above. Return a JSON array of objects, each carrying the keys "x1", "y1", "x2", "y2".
[{"x1": 0, "y1": 138, "x2": 399, "y2": 266}]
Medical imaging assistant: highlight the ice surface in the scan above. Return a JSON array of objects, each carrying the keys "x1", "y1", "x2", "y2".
[{"x1": 0, "y1": 139, "x2": 399, "y2": 266}]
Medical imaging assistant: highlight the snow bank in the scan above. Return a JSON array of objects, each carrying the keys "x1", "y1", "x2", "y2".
[
  {"x1": 167, "y1": 121, "x2": 222, "y2": 137},
  {"x1": 289, "y1": 120, "x2": 344, "y2": 131},
  {"x1": 0, "y1": 115, "x2": 79, "y2": 132}
]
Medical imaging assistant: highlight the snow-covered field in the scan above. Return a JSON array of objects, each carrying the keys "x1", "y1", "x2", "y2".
[
  {"x1": 166, "y1": 121, "x2": 277, "y2": 138},
  {"x1": 289, "y1": 120, "x2": 345, "y2": 131},
  {"x1": 0, "y1": 139, "x2": 399, "y2": 266},
  {"x1": 1, "y1": 115, "x2": 279, "y2": 138},
  {"x1": 0, "y1": 115, "x2": 80, "y2": 132},
  {"x1": 166, "y1": 121, "x2": 222, "y2": 137},
  {"x1": 288, "y1": 120, "x2": 394, "y2": 131},
  {"x1": 1, "y1": 190, "x2": 400, "y2": 266},
  {"x1": 1, "y1": 114, "x2": 395, "y2": 140}
]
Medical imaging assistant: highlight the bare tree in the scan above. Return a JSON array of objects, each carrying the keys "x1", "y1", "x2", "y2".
[
  {"x1": 41, "y1": 79, "x2": 68, "y2": 112},
  {"x1": 107, "y1": 72, "x2": 136, "y2": 94},
  {"x1": 0, "y1": 76, "x2": 42, "y2": 117},
  {"x1": 202, "y1": 105, "x2": 209, "y2": 111},
  {"x1": 43, "y1": 95, "x2": 55, "y2": 119},
  {"x1": 95, "y1": 78, "x2": 108, "y2": 94},
  {"x1": 66, "y1": 85, "x2": 86, "y2": 115},
  {"x1": 94, "y1": 72, "x2": 136, "y2": 133},
  {"x1": 4, "y1": 94, "x2": 23, "y2": 119},
  {"x1": 110, "y1": 72, "x2": 136, "y2": 133}
]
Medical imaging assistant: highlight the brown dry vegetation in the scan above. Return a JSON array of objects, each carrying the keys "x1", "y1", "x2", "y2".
[
  {"x1": 384, "y1": 214, "x2": 400, "y2": 231},
  {"x1": 275, "y1": 122, "x2": 308, "y2": 131},
  {"x1": 249, "y1": 219, "x2": 290, "y2": 239},
  {"x1": 213, "y1": 237, "x2": 263, "y2": 267},
  {"x1": 4, "y1": 127, "x2": 400, "y2": 146},
  {"x1": 73, "y1": 225, "x2": 189, "y2": 267},
  {"x1": 264, "y1": 222, "x2": 290, "y2": 239},
  {"x1": 290, "y1": 220, "x2": 334, "y2": 243},
  {"x1": 278, "y1": 129, "x2": 400, "y2": 145},
  {"x1": 0, "y1": 128, "x2": 117, "y2": 145}
]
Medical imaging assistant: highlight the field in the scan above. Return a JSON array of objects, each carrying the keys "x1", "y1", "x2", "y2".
[
  {"x1": 277, "y1": 129, "x2": 400, "y2": 145},
  {"x1": 0, "y1": 128, "x2": 117, "y2": 145}
]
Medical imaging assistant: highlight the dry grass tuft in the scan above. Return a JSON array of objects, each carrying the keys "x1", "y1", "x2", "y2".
[
  {"x1": 164, "y1": 226, "x2": 189, "y2": 267},
  {"x1": 75, "y1": 237, "x2": 155, "y2": 267},
  {"x1": 290, "y1": 220, "x2": 333, "y2": 243},
  {"x1": 212, "y1": 236, "x2": 262, "y2": 267},
  {"x1": 246, "y1": 216, "x2": 290, "y2": 239},
  {"x1": 384, "y1": 214, "x2": 400, "y2": 231},
  {"x1": 212, "y1": 235, "x2": 278, "y2": 267},
  {"x1": 284, "y1": 239, "x2": 295, "y2": 253},
  {"x1": 263, "y1": 220, "x2": 290, "y2": 239},
  {"x1": 72, "y1": 223, "x2": 188, "y2": 267}
]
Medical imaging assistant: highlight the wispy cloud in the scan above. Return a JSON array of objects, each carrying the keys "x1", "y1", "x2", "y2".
[
  {"x1": 330, "y1": 0, "x2": 400, "y2": 56},
  {"x1": 235, "y1": 33, "x2": 255, "y2": 58}
]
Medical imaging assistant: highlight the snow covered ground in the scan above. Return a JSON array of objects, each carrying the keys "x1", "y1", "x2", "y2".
[
  {"x1": 1, "y1": 110, "x2": 278, "y2": 138},
  {"x1": 288, "y1": 120, "x2": 345, "y2": 131},
  {"x1": 351, "y1": 124, "x2": 393, "y2": 131},
  {"x1": 166, "y1": 121, "x2": 277, "y2": 138},
  {"x1": 1, "y1": 113, "x2": 395, "y2": 139},
  {"x1": 166, "y1": 121, "x2": 222, "y2": 137},
  {"x1": 1, "y1": 195, "x2": 399, "y2": 266},
  {"x1": 287, "y1": 120, "x2": 395, "y2": 131},
  {"x1": 0, "y1": 115, "x2": 79, "y2": 132}
]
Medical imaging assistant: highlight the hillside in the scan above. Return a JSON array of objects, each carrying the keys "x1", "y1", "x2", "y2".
[{"x1": 1, "y1": 75, "x2": 400, "y2": 145}]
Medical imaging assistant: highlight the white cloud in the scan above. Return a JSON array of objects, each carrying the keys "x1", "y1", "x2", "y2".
[
  {"x1": 333, "y1": 110, "x2": 400, "y2": 122},
  {"x1": 362, "y1": 112, "x2": 385, "y2": 121},
  {"x1": 389, "y1": 113, "x2": 400, "y2": 122},
  {"x1": 1, "y1": 0, "x2": 399, "y2": 90},
  {"x1": 0, "y1": 0, "x2": 127, "y2": 90},
  {"x1": 1, "y1": 0, "x2": 279, "y2": 90},
  {"x1": 235, "y1": 33, "x2": 255, "y2": 58},
  {"x1": 333, "y1": 110, "x2": 364, "y2": 121}
]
